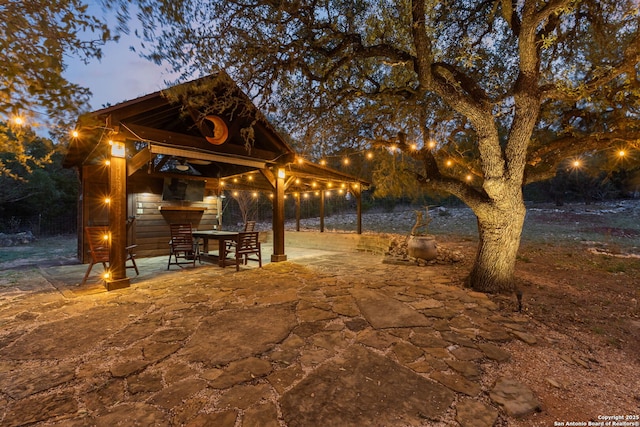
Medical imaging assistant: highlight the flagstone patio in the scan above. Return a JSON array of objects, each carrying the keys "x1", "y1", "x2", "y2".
[{"x1": 0, "y1": 250, "x2": 540, "y2": 426}]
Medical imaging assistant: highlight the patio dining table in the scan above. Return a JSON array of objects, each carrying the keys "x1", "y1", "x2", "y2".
[{"x1": 192, "y1": 230, "x2": 239, "y2": 267}]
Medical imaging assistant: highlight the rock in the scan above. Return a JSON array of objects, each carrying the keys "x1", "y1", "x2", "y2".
[
  {"x1": 180, "y1": 305, "x2": 296, "y2": 367},
  {"x1": 128, "y1": 371, "x2": 164, "y2": 394},
  {"x1": 208, "y1": 357, "x2": 273, "y2": 389},
  {"x1": 450, "y1": 346, "x2": 484, "y2": 361},
  {"x1": 184, "y1": 410, "x2": 238, "y2": 427},
  {"x1": 243, "y1": 402, "x2": 280, "y2": 427},
  {"x1": 267, "y1": 366, "x2": 305, "y2": 394},
  {"x1": 90, "y1": 403, "x2": 167, "y2": 427},
  {"x1": 510, "y1": 330, "x2": 537, "y2": 345},
  {"x1": 456, "y1": 399, "x2": 499, "y2": 427},
  {"x1": 445, "y1": 360, "x2": 481, "y2": 380},
  {"x1": 572, "y1": 355, "x2": 590, "y2": 369},
  {"x1": 546, "y1": 377, "x2": 563, "y2": 389},
  {"x1": 148, "y1": 379, "x2": 208, "y2": 410},
  {"x1": 410, "y1": 329, "x2": 449, "y2": 348},
  {"x1": 110, "y1": 360, "x2": 150, "y2": 378},
  {"x1": 478, "y1": 327, "x2": 512, "y2": 342},
  {"x1": 411, "y1": 298, "x2": 444, "y2": 310},
  {"x1": 352, "y1": 289, "x2": 431, "y2": 328},
  {"x1": 490, "y1": 377, "x2": 540, "y2": 417},
  {"x1": 430, "y1": 371, "x2": 481, "y2": 397},
  {"x1": 559, "y1": 353, "x2": 575, "y2": 365},
  {"x1": 477, "y1": 343, "x2": 511, "y2": 362},
  {"x1": 2, "y1": 391, "x2": 77, "y2": 426},
  {"x1": 392, "y1": 341, "x2": 424, "y2": 363},
  {"x1": 280, "y1": 346, "x2": 455, "y2": 426},
  {"x1": 0, "y1": 362, "x2": 75, "y2": 399},
  {"x1": 218, "y1": 383, "x2": 271, "y2": 410}
]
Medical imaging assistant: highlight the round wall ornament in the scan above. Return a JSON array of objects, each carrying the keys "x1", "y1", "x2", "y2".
[{"x1": 204, "y1": 115, "x2": 229, "y2": 145}]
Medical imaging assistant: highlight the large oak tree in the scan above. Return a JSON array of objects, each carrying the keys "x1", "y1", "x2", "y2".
[{"x1": 118, "y1": 0, "x2": 640, "y2": 292}]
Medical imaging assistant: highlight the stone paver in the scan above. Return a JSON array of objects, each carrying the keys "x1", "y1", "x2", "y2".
[{"x1": 0, "y1": 251, "x2": 541, "y2": 426}]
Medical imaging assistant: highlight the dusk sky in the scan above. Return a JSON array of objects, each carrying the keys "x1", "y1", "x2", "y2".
[{"x1": 63, "y1": 5, "x2": 178, "y2": 112}]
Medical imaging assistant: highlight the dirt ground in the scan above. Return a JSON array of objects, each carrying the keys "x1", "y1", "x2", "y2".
[{"x1": 428, "y1": 203, "x2": 640, "y2": 426}]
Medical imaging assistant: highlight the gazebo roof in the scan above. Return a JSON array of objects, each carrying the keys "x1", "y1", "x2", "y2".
[{"x1": 63, "y1": 72, "x2": 369, "y2": 191}]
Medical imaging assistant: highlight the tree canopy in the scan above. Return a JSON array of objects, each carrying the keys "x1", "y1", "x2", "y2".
[
  {"x1": 1, "y1": 0, "x2": 114, "y2": 213},
  {"x1": 1, "y1": 0, "x2": 113, "y2": 137},
  {"x1": 112, "y1": 0, "x2": 640, "y2": 292}
]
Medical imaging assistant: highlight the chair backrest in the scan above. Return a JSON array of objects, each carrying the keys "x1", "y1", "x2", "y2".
[
  {"x1": 236, "y1": 231, "x2": 260, "y2": 254},
  {"x1": 244, "y1": 221, "x2": 256, "y2": 232},
  {"x1": 85, "y1": 226, "x2": 110, "y2": 263},
  {"x1": 170, "y1": 223, "x2": 194, "y2": 250}
]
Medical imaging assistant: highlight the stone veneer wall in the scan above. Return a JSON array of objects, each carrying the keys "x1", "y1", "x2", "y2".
[{"x1": 260, "y1": 231, "x2": 392, "y2": 255}]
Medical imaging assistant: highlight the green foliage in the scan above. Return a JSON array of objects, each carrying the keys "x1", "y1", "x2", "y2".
[
  {"x1": 0, "y1": 124, "x2": 78, "y2": 231},
  {"x1": 0, "y1": 0, "x2": 113, "y2": 131},
  {"x1": 115, "y1": 0, "x2": 640, "y2": 199}
]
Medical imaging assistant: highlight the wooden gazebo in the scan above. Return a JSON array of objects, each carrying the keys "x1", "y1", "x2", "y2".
[{"x1": 63, "y1": 73, "x2": 369, "y2": 290}]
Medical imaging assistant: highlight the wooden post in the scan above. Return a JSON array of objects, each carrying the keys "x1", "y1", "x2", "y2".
[
  {"x1": 106, "y1": 141, "x2": 130, "y2": 290},
  {"x1": 354, "y1": 184, "x2": 363, "y2": 234},
  {"x1": 295, "y1": 193, "x2": 301, "y2": 232},
  {"x1": 271, "y1": 168, "x2": 287, "y2": 262},
  {"x1": 319, "y1": 190, "x2": 325, "y2": 233}
]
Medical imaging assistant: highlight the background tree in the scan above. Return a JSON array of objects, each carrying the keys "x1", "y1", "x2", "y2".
[
  {"x1": 0, "y1": 124, "x2": 78, "y2": 234},
  {"x1": 1, "y1": 0, "x2": 113, "y2": 145},
  {"x1": 118, "y1": 0, "x2": 640, "y2": 293},
  {"x1": 1, "y1": 0, "x2": 113, "y2": 233}
]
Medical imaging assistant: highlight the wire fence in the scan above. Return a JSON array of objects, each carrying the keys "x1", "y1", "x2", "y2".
[{"x1": 0, "y1": 213, "x2": 77, "y2": 237}]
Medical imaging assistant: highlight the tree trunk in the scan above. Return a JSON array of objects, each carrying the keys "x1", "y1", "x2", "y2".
[{"x1": 467, "y1": 200, "x2": 526, "y2": 293}]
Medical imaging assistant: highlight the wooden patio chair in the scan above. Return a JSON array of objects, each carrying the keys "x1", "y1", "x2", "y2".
[
  {"x1": 226, "y1": 220, "x2": 256, "y2": 252},
  {"x1": 167, "y1": 223, "x2": 199, "y2": 269},
  {"x1": 82, "y1": 226, "x2": 138, "y2": 285},
  {"x1": 225, "y1": 231, "x2": 262, "y2": 271}
]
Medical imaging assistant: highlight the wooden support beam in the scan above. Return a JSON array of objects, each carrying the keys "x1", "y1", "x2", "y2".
[
  {"x1": 295, "y1": 193, "x2": 301, "y2": 232},
  {"x1": 121, "y1": 123, "x2": 280, "y2": 161},
  {"x1": 106, "y1": 150, "x2": 130, "y2": 290},
  {"x1": 127, "y1": 146, "x2": 154, "y2": 177},
  {"x1": 354, "y1": 185, "x2": 363, "y2": 235},
  {"x1": 320, "y1": 190, "x2": 325, "y2": 233},
  {"x1": 271, "y1": 167, "x2": 287, "y2": 262}
]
